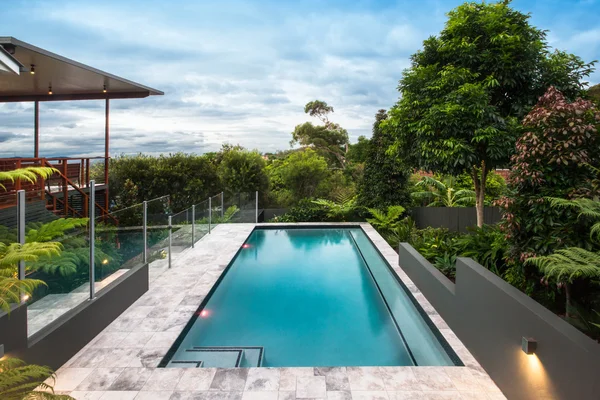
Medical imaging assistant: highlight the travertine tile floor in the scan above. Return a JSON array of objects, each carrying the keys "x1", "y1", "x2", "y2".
[{"x1": 49, "y1": 223, "x2": 506, "y2": 399}]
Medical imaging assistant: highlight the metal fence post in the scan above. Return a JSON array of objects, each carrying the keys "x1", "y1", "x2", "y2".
[
  {"x1": 16, "y1": 190, "x2": 25, "y2": 286},
  {"x1": 89, "y1": 180, "x2": 95, "y2": 300},
  {"x1": 221, "y1": 192, "x2": 224, "y2": 218},
  {"x1": 208, "y1": 197, "x2": 212, "y2": 234},
  {"x1": 255, "y1": 191, "x2": 258, "y2": 223},
  {"x1": 191, "y1": 204, "x2": 196, "y2": 248},
  {"x1": 143, "y1": 200, "x2": 148, "y2": 264},
  {"x1": 168, "y1": 215, "x2": 172, "y2": 268}
]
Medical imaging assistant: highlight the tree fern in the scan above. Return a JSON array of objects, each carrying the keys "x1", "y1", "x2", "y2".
[
  {"x1": 525, "y1": 248, "x2": 600, "y2": 283},
  {"x1": 0, "y1": 167, "x2": 56, "y2": 191},
  {"x1": 26, "y1": 219, "x2": 88, "y2": 242},
  {"x1": 367, "y1": 206, "x2": 406, "y2": 232},
  {"x1": 544, "y1": 197, "x2": 600, "y2": 241},
  {"x1": 0, "y1": 357, "x2": 73, "y2": 400},
  {"x1": 312, "y1": 195, "x2": 357, "y2": 221},
  {"x1": 0, "y1": 242, "x2": 62, "y2": 269}
]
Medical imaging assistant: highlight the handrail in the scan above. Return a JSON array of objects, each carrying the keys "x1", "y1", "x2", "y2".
[
  {"x1": 0, "y1": 156, "x2": 106, "y2": 162},
  {"x1": 41, "y1": 159, "x2": 117, "y2": 223},
  {"x1": 45, "y1": 190, "x2": 84, "y2": 218}
]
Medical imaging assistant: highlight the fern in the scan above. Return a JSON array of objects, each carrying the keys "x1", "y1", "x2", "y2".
[
  {"x1": 525, "y1": 247, "x2": 600, "y2": 283},
  {"x1": 0, "y1": 167, "x2": 56, "y2": 191},
  {"x1": 0, "y1": 277, "x2": 46, "y2": 314},
  {"x1": 0, "y1": 242, "x2": 62, "y2": 269},
  {"x1": 544, "y1": 197, "x2": 600, "y2": 242},
  {"x1": 367, "y1": 206, "x2": 406, "y2": 232},
  {"x1": 312, "y1": 196, "x2": 357, "y2": 221},
  {"x1": 26, "y1": 219, "x2": 88, "y2": 242},
  {"x1": 0, "y1": 357, "x2": 73, "y2": 400}
]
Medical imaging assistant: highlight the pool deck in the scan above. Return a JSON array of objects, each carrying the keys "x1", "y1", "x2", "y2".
[{"x1": 49, "y1": 223, "x2": 506, "y2": 400}]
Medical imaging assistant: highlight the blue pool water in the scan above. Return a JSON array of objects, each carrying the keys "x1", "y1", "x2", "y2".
[{"x1": 163, "y1": 228, "x2": 456, "y2": 367}]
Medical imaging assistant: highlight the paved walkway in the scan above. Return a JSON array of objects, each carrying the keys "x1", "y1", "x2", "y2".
[{"x1": 48, "y1": 223, "x2": 505, "y2": 400}]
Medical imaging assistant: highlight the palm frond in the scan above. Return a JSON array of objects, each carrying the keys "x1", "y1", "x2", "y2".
[{"x1": 525, "y1": 247, "x2": 600, "y2": 283}]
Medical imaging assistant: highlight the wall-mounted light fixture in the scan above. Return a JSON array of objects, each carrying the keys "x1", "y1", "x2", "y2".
[
  {"x1": 48, "y1": 84, "x2": 52, "y2": 95},
  {"x1": 103, "y1": 84, "x2": 107, "y2": 93},
  {"x1": 522, "y1": 337, "x2": 537, "y2": 355},
  {"x1": 30, "y1": 64, "x2": 35, "y2": 75}
]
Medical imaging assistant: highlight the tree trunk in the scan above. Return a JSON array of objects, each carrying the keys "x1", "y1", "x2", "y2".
[{"x1": 472, "y1": 162, "x2": 487, "y2": 228}]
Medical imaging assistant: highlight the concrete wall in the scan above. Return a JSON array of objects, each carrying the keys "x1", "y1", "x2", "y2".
[
  {"x1": 398, "y1": 244, "x2": 600, "y2": 400},
  {"x1": 1, "y1": 264, "x2": 148, "y2": 370},
  {"x1": 411, "y1": 207, "x2": 502, "y2": 232}
]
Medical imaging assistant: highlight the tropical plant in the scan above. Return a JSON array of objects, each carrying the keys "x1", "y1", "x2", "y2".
[
  {"x1": 412, "y1": 176, "x2": 476, "y2": 207},
  {"x1": 366, "y1": 206, "x2": 406, "y2": 232},
  {"x1": 434, "y1": 253, "x2": 457, "y2": 279},
  {"x1": 456, "y1": 224, "x2": 507, "y2": 276},
  {"x1": 387, "y1": 0, "x2": 594, "y2": 227},
  {"x1": 525, "y1": 196, "x2": 600, "y2": 318},
  {"x1": 358, "y1": 110, "x2": 411, "y2": 209},
  {"x1": 0, "y1": 357, "x2": 72, "y2": 399},
  {"x1": 0, "y1": 167, "x2": 55, "y2": 191},
  {"x1": 312, "y1": 192, "x2": 358, "y2": 222}
]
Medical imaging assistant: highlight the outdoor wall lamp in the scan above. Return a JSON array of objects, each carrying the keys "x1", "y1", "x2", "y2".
[
  {"x1": 48, "y1": 84, "x2": 52, "y2": 95},
  {"x1": 30, "y1": 64, "x2": 35, "y2": 75},
  {"x1": 522, "y1": 337, "x2": 537, "y2": 355},
  {"x1": 103, "y1": 84, "x2": 107, "y2": 93}
]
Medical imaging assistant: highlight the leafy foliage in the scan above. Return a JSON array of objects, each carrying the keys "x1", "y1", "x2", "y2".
[
  {"x1": 291, "y1": 100, "x2": 349, "y2": 168},
  {"x1": 456, "y1": 225, "x2": 508, "y2": 275},
  {"x1": 312, "y1": 193, "x2": 358, "y2": 222},
  {"x1": 525, "y1": 248, "x2": 600, "y2": 283},
  {"x1": 346, "y1": 136, "x2": 370, "y2": 164},
  {"x1": 366, "y1": 206, "x2": 406, "y2": 233},
  {"x1": 358, "y1": 110, "x2": 411, "y2": 209},
  {"x1": 412, "y1": 176, "x2": 476, "y2": 207},
  {"x1": 0, "y1": 357, "x2": 72, "y2": 400},
  {"x1": 218, "y1": 147, "x2": 269, "y2": 196},
  {"x1": 387, "y1": 0, "x2": 594, "y2": 226},
  {"x1": 0, "y1": 167, "x2": 55, "y2": 191}
]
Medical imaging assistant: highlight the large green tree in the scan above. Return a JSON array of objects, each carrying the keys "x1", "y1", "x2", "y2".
[
  {"x1": 291, "y1": 100, "x2": 349, "y2": 169},
  {"x1": 358, "y1": 110, "x2": 411, "y2": 208},
  {"x1": 388, "y1": 0, "x2": 594, "y2": 226},
  {"x1": 218, "y1": 147, "x2": 269, "y2": 195}
]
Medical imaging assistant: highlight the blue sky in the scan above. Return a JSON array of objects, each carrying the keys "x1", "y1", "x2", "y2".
[{"x1": 1, "y1": 0, "x2": 599, "y2": 157}]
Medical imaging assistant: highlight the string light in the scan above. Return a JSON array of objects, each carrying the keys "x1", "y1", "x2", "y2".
[{"x1": 30, "y1": 64, "x2": 35, "y2": 75}]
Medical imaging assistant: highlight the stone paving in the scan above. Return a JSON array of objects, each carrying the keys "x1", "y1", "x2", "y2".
[{"x1": 48, "y1": 223, "x2": 506, "y2": 400}]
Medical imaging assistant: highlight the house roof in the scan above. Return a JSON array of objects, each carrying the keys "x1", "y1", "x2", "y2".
[{"x1": 0, "y1": 37, "x2": 163, "y2": 102}]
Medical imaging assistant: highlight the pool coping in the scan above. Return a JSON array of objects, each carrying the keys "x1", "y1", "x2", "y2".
[{"x1": 48, "y1": 222, "x2": 505, "y2": 399}]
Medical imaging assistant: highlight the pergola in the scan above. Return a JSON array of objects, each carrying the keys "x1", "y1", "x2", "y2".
[{"x1": 0, "y1": 37, "x2": 163, "y2": 217}]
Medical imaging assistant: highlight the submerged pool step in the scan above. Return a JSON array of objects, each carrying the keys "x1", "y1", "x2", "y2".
[{"x1": 167, "y1": 346, "x2": 264, "y2": 368}]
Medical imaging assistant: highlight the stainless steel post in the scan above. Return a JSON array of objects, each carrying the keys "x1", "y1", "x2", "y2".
[
  {"x1": 221, "y1": 192, "x2": 224, "y2": 218},
  {"x1": 191, "y1": 204, "x2": 196, "y2": 248},
  {"x1": 89, "y1": 180, "x2": 96, "y2": 299},
  {"x1": 16, "y1": 190, "x2": 25, "y2": 283},
  {"x1": 168, "y1": 215, "x2": 172, "y2": 268},
  {"x1": 143, "y1": 200, "x2": 148, "y2": 264},
  {"x1": 208, "y1": 197, "x2": 212, "y2": 234},
  {"x1": 255, "y1": 191, "x2": 258, "y2": 223}
]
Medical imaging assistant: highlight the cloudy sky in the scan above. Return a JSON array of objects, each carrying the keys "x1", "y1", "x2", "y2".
[{"x1": 1, "y1": 0, "x2": 599, "y2": 158}]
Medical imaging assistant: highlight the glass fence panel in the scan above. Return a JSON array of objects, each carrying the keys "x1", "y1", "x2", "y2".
[
  {"x1": 146, "y1": 196, "x2": 171, "y2": 270},
  {"x1": 223, "y1": 192, "x2": 256, "y2": 223},
  {"x1": 171, "y1": 206, "x2": 194, "y2": 256},
  {"x1": 194, "y1": 199, "x2": 210, "y2": 244},
  {"x1": 94, "y1": 202, "x2": 144, "y2": 294},
  {"x1": 210, "y1": 193, "x2": 222, "y2": 230},
  {"x1": 23, "y1": 193, "x2": 91, "y2": 337}
]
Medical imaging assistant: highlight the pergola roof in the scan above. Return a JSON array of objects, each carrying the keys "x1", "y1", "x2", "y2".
[{"x1": 0, "y1": 37, "x2": 163, "y2": 102}]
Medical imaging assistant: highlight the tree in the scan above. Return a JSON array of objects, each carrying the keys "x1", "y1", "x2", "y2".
[
  {"x1": 412, "y1": 176, "x2": 476, "y2": 207},
  {"x1": 346, "y1": 136, "x2": 370, "y2": 164},
  {"x1": 268, "y1": 149, "x2": 330, "y2": 205},
  {"x1": 218, "y1": 147, "x2": 269, "y2": 195},
  {"x1": 500, "y1": 87, "x2": 600, "y2": 296},
  {"x1": 358, "y1": 110, "x2": 411, "y2": 208},
  {"x1": 388, "y1": 0, "x2": 595, "y2": 227},
  {"x1": 291, "y1": 100, "x2": 349, "y2": 168}
]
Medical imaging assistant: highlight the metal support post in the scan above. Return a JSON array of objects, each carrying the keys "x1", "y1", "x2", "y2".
[
  {"x1": 208, "y1": 197, "x2": 212, "y2": 234},
  {"x1": 143, "y1": 201, "x2": 148, "y2": 264},
  {"x1": 89, "y1": 181, "x2": 96, "y2": 299},
  {"x1": 255, "y1": 191, "x2": 259, "y2": 223},
  {"x1": 191, "y1": 204, "x2": 196, "y2": 248},
  {"x1": 168, "y1": 215, "x2": 172, "y2": 268},
  {"x1": 221, "y1": 192, "x2": 224, "y2": 218},
  {"x1": 17, "y1": 191, "x2": 25, "y2": 284}
]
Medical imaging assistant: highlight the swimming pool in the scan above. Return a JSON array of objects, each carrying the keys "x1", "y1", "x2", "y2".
[{"x1": 160, "y1": 227, "x2": 459, "y2": 368}]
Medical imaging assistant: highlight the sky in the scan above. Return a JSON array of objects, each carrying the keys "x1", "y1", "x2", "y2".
[{"x1": 1, "y1": 0, "x2": 600, "y2": 158}]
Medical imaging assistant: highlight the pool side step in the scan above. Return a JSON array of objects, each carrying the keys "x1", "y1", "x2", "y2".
[{"x1": 166, "y1": 346, "x2": 264, "y2": 368}]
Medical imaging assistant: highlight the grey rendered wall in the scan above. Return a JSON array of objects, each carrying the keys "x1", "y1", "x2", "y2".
[
  {"x1": 0, "y1": 303, "x2": 28, "y2": 355},
  {"x1": 398, "y1": 244, "x2": 600, "y2": 400},
  {"x1": 411, "y1": 207, "x2": 502, "y2": 232}
]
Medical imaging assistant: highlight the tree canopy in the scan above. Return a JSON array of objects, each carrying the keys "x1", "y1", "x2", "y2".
[{"x1": 387, "y1": 0, "x2": 595, "y2": 226}]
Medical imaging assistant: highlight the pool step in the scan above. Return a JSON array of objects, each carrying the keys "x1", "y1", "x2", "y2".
[{"x1": 167, "y1": 346, "x2": 264, "y2": 368}]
